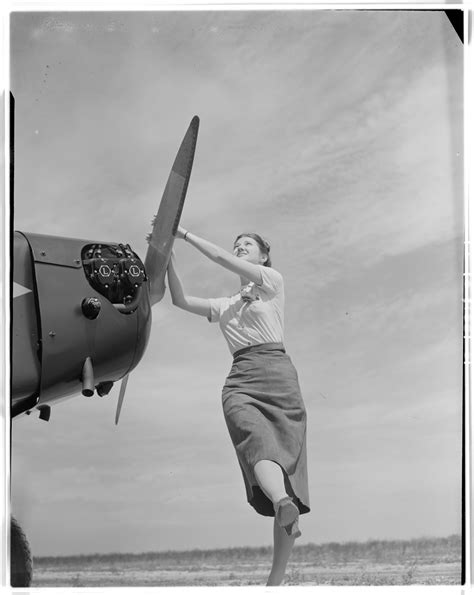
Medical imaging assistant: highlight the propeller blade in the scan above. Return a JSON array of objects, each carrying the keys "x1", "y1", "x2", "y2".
[
  {"x1": 115, "y1": 374, "x2": 129, "y2": 425},
  {"x1": 145, "y1": 116, "x2": 199, "y2": 305}
]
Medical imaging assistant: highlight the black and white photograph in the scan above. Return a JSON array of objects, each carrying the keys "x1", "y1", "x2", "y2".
[{"x1": 7, "y1": 6, "x2": 465, "y2": 588}]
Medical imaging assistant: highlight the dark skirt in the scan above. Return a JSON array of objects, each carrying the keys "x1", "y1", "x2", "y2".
[{"x1": 222, "y1": 342, "x2": 310, "y2": 517}]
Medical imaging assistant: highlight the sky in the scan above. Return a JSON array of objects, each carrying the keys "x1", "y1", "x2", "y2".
[{"x1": 8, "y1": 9, "x2": 464, "y2": 557}]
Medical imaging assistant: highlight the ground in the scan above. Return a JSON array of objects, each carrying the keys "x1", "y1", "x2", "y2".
[{"x1": 31, "y1": 535, "x2": 462, "y2": 587}]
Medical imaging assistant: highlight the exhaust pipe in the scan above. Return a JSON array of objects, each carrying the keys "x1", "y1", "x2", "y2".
[{"x1": 81, "y1": 357, "x2": 94, "y2": 396}]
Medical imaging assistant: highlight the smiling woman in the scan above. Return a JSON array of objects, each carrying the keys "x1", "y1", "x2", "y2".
[
  {"x1": 166, "y1": 225, "x2": 310, "y2": 586},
  {"x1": 233, "y1": 233, "x2": 272, "y2": 268}
]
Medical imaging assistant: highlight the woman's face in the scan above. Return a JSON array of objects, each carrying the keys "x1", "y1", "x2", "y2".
[{"x1": 233, "y1": 236, "x2": 267, "y2": 265}]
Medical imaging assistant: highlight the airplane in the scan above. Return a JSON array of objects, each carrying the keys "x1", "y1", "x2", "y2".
[{"x1": 10, "y1": 106, "x2": 200, "y2": 587}]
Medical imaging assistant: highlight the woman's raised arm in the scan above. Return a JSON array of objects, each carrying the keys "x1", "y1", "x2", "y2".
[
  {"x1": 175, "y1": 226, "x2": 264, "y2": 285},
  {"x1": 167, "y1": 252, "x2": 211, "y2": 318}
]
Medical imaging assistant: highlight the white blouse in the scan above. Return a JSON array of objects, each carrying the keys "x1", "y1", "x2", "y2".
[{"x1": 208, "y1": 266, "x2": 285, "y2": 354}]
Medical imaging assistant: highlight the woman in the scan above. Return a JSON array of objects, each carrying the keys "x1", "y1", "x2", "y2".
[{"x1": 166, "y1": 225, "x2": 310, "y2": 586}]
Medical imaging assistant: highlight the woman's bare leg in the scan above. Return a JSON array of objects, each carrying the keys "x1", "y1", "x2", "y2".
[
  {"x1": 254, "y1": 460, "x2": 297, "y2": 586},
  {"x1": 253, "y1": 459, "x2": 287, "y2": 503},
  {"x1": 266, "y1": 519, "x2": 297, "y2": 586}
]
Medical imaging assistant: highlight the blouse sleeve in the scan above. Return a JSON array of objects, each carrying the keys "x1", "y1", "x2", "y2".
[
  {"x1": 208, "y1": 297, "x2": 226, "y2": 323},
  {"x1": 256, "y1": 266, "x2": 283, "y2": 297}
]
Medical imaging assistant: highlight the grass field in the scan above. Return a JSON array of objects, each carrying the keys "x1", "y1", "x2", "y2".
[{"x1": 31, "y1": 535, "x2": 462, "y2": 587}]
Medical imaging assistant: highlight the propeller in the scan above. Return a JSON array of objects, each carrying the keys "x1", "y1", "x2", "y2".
[
  {"x1": 144, "y1": 115, "x2": 200, "y2": 305},
  {"x1": 115, "y1": 374, "x2": 129, "y2": 425},
  {"x1": 115, "y1": 116, "x2": 200, "y2": 425}
]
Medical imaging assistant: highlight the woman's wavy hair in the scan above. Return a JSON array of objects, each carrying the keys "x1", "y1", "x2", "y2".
[{"x1": 234, "y1": 233, "x2": 272, "y2": 267}]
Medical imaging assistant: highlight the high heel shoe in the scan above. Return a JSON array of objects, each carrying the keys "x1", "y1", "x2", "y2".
[{"x1": 274, "y1": 496, "x2": 302, "y2": 538}]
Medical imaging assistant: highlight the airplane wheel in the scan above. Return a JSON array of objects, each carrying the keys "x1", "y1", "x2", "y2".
[{"x1": 10, "y1": 516, "x2": 33, "y2": 587}]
